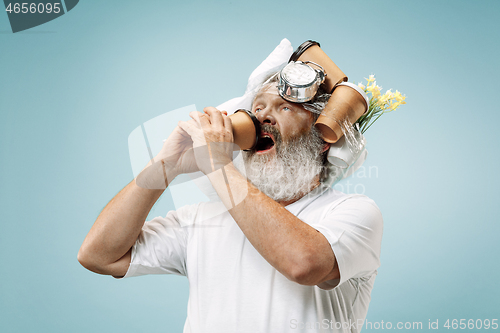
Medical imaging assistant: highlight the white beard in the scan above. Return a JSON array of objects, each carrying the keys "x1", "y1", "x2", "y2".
[{"x1": 235, "y1": 125, "x2": 325, "y2": 202}]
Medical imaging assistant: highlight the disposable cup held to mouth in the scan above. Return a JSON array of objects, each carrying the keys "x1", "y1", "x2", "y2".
[{"x1": 229, "y1": 109, "x2": 260, "y2": 150}]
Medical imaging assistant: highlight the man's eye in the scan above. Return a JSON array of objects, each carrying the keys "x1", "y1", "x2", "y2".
[
  {"x1": 282, "y1": 107, "x2": 291, "y2": 112},
  {"x1": 255, "y1": 108, "x2": 263, "y2": 113}
]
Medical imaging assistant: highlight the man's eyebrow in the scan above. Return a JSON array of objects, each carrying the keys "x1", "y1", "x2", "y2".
[{"x1": 252, "y1": 93, "x2": 301, "y2": 110}]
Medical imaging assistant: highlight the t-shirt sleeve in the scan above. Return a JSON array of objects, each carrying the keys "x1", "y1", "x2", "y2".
[
  {"x1": 310, "y1": 195, "x2": 383, "y2": 290},
  {"x1": 123, "y1": 209, "x2": 189, "y2": 278}
]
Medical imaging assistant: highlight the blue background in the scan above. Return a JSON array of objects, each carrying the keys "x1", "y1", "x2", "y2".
[{"x1": 1, "y1": 0, "x2": 499, "y2": 332}]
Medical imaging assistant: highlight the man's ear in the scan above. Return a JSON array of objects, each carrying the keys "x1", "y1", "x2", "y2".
[{"x1": 322, "y1": 142, "x2": 331, "y2": 153}]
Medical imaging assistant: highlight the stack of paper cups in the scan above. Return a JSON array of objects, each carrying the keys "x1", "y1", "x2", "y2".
[
  {"x1": 315, "y1": 82, "x2": 369, "y2": 143},
  {"x1": 293, "y1": 43, "x2": 347, "y2": 93}
]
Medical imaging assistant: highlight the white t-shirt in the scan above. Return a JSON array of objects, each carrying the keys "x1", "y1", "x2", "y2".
[{"x1": 124, "y1": 185, "x2": 383, "y2": 333}]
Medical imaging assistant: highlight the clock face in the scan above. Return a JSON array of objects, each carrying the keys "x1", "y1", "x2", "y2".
[{"x1": 281, "y1": 62, "x2": 317, "y2": 86}]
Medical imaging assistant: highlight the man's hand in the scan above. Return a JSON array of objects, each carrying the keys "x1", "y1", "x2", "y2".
[
  {"x1": 135, "y1": 117, "x2": 203, "y2": 189},
  {"x1": 177, "y1": 107, "x2": 235, "y2": 176},
  {"x1": 155, "y1": 123, "x2": 199, "y2": 176}
]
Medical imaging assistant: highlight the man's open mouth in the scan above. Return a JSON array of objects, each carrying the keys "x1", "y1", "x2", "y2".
[{"x1": 255, "y1": 133, "x2": 275, "y2": 153}]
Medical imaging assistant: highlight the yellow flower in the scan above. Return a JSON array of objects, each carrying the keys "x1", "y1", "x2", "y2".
[
  {"x1": 390, "y1": 102, "x2": 401, "y2": 111},
  {"x1": 394, "y1": 90, "x2": 405, "y2": 102},
  {"x1": 366, "y1": 81, "x2": 379, "y2": 91},
  {"x1": 358, "y1": 73, "x2": 406, "y2": 133},
  {"x1": 365, "y1": 74, "x2": 375, "y2": 83},
  {"x1": 376, "y1": 99, "x2": 386, "y2": 107},
  {"x1": 377, "y1": 91, "x2": 391, "y2": 106}
]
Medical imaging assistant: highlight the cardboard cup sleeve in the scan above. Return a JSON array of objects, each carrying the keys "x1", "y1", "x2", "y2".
[
  {"x1": 315, "y1": 84, "x2": 368, "y2": 143},
  {"x1": 229, "y1": 109, "x2": 260, "y2": 150}
]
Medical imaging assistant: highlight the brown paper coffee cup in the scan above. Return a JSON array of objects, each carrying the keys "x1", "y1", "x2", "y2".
[
  {"x1": 295, "y1": 44, "x2": 347, "y2": 93},
  {"x1": 315, "y1": 85, "x2": 368, "y2": 143},
  {"x1": 229, "y1": 109, "x2": 260, "y2": 150}
]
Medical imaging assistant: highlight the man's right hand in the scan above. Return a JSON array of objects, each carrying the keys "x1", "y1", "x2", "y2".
[{"x1": 135, "y1": 120, "x2": 201, "y2": 189}]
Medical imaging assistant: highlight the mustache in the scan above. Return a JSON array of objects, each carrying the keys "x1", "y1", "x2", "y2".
[
  {"x1": 252, "y1": 124, "x2": 282, "y2": 155},
  {"x1": 260, "y1": 124, "x2": 281, "y2": 143},
  {"x1": 238, "y1": 125, "x2": 326, "y2": 202}
]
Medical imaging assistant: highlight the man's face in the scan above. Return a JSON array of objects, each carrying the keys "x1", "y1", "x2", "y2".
[
  {"x1": 236, "y1": 83, "x2": 326, "y2": 202},
  {"x1": 250, "y1": 84, "x2": 316, "y2": 155}
]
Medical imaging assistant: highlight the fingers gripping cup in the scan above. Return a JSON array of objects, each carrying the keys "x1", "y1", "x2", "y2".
[{"x1": 229, "y1": 109, "x2": 260, "y2": 150}]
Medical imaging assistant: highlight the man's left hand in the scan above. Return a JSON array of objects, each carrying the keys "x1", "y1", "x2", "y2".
[{"x1": 178, "y1": 107, "x2": 235, "y2": 175}]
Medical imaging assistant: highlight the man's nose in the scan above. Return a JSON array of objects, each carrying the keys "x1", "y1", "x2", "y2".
[{"x1": 255, "y1": 108, "x2": 277, "y2": 126}]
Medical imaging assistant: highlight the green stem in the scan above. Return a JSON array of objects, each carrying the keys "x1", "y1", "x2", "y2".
[{"x1": 361, "y1": 110, "x2": 385, "y2": 134}]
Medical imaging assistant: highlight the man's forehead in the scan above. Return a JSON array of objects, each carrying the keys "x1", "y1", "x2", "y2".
[{"x1": 254, "y1": 83, "x2": 280, "y2": 100}]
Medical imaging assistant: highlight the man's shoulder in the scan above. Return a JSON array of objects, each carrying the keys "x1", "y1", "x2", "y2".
[
  {"x1": 327, "y1": 189, "x2": 380, "y2": 210},
  {"x1": 311, "y1": 186, "x2": 379, "y2": 209},
  {"x1": 296, "y1": 186, "x2": 382, "y2": 221}
]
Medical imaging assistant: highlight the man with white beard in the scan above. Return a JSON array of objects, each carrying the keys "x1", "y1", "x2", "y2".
[
  {"x1": 238, "y1": 82, "x2": 329, "y2": 203},
  {"x1": 78, "y1": 78, "x2": 383, "y2": 333}
]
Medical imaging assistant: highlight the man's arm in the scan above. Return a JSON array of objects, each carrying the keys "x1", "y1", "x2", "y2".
[
  {"x1": 179, "y1": 108, "x2": 339, "y2": 286},
  {"x1": 77, "y1": 180, "x2": 164, "y2": 278},
  {"x1": 78, "y1": 124, "x2": 197, "y2": 277},
  {"x1": 208, "y1": 164, "x2": 339, "y2": 286}
]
